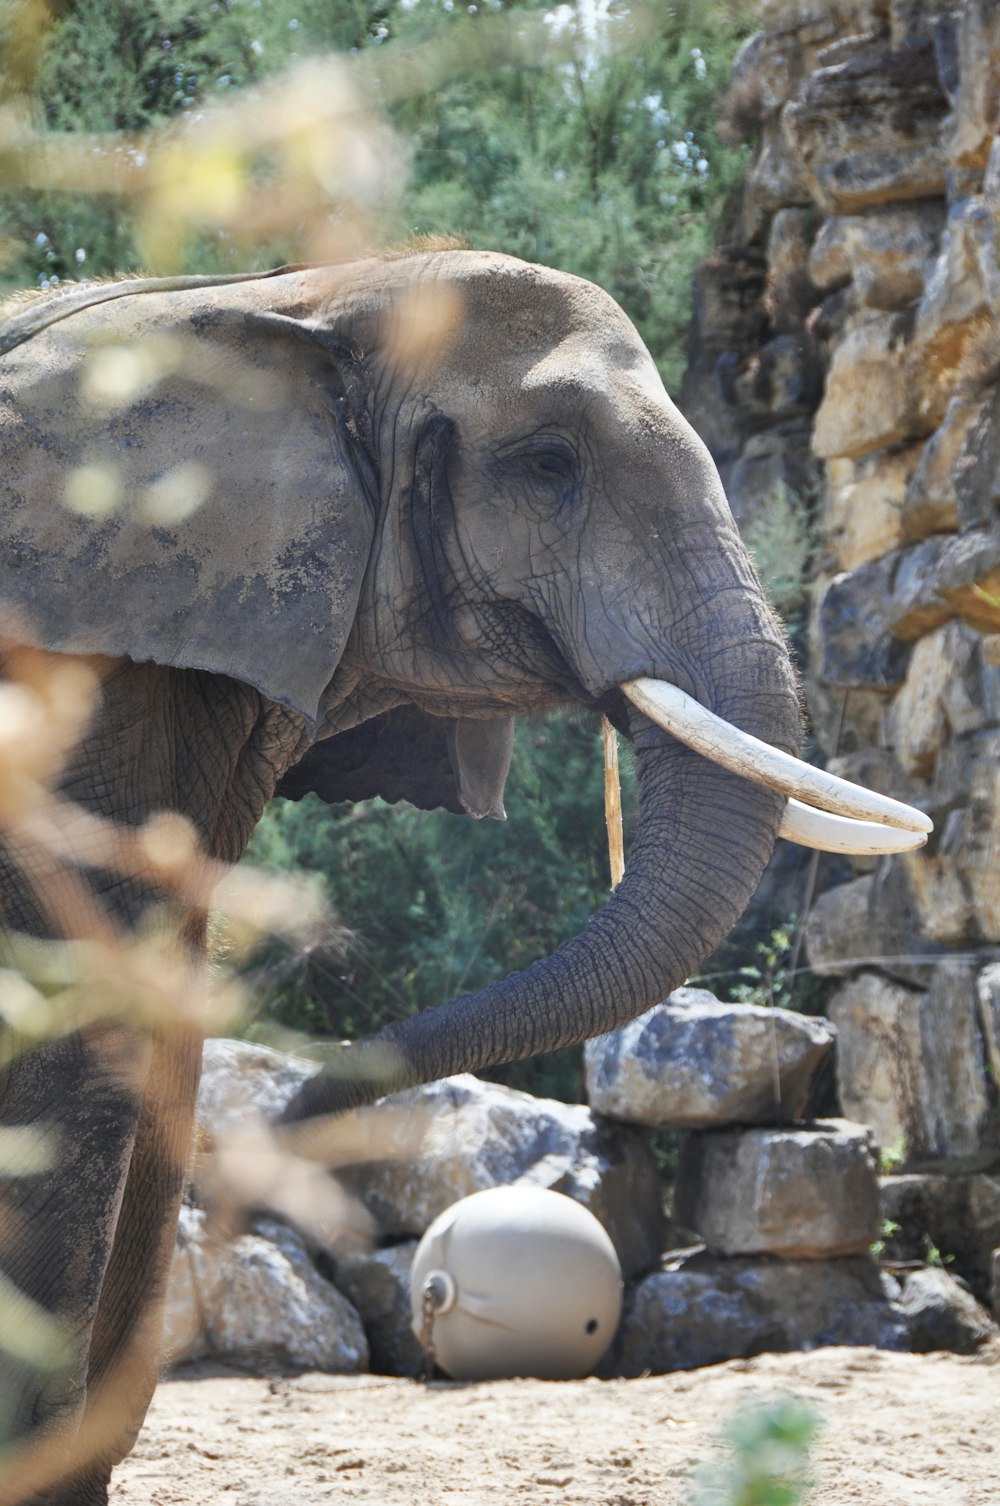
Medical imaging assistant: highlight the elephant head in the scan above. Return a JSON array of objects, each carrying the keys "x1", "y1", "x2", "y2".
[{"x1": 0, "y1": 249, "x2": 928, "y2": 1120}]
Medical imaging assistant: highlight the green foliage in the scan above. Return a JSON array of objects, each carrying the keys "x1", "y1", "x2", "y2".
[
  {"x1": 690, "y1": 1398, "x2": 820, "y2": 1506},
  {"x1": 388, "y1": 1, "x2": 755, "y2": 392},
  {"x1": 697, "y1": 915, "x2": 831, "y2": 1021},
  {"x1": 740, "y1": 484, "x2": 814, "y2": 624},
  {"x1": 2, "y1": 0, "x2": 755, "y2": 391},
  {"x1": 870, "y1": 1216, "x2": 899, "y2": 1260}
]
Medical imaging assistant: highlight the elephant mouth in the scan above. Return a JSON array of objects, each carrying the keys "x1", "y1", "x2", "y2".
[{"x1": 621, "y1": 678, "x2": 932, "y2": 858}]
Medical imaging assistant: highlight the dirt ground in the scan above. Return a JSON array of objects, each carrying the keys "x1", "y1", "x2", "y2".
[{"x1": 109, "y1": 1344, "x2": 1000, "y2": 1506}]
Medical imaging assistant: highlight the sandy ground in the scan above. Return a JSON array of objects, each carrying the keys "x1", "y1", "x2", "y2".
[{"x1": 109, "y1": 1344, "x2": 1000, "y2": 1506}]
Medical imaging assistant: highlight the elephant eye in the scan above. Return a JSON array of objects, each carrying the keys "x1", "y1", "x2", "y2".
[
  {"x1": 492, "y1": 434, "x2": 579, "y2": 514},
  {"x1": 503, "y1": 436, "x2": 578, "y2": 493},
  {"x1": 527, "y1": 448, "x2": 575, "y2": 482}
]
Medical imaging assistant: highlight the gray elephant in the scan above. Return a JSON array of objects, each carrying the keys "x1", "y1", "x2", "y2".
[{"x1": 0, "y1": 250, "x2": 927, "y2": 1504}]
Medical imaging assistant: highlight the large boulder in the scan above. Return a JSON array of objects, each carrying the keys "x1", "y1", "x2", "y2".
[
  {"x1": 979, "y1": 963, "x2": 1000, "y2": 1079},
  {"x1": 814, "y1": 526, "x2": 1000, "y2": 691},
  {"x1": 725, "y1": 425, "x2": 818, "y2": 534},
  {"x1": 896, "y1": 1265, "x2": 999, "y2": 1353},
  {"x1": 334, "y1": 1075, "x2": 665, "y2": 1281},
  {"x1": 784, "y1": 39, "x2": 948, "y2": 215},
  {"x1": 910, "y1": 195, "x2": 1000, "y2": 430},
  {"x1": 332, "y1": 1242, "x2": 424, "y2": 1378},
  {"x1": 886, "y1": 621, "x2": 996, "y2": 780},
  {"x1": 944, "y1": 0, "x2": 1000, "y2": 172},
  {"x1": 880, "y1": 1170, "x2": 1000, "y2": 1299},
  {"x1": 808, "y1": 202, "x2": 944, "y2": 311},
  {"x1": 812, "y1": 311, "x2": 928, "y2": 461},
  {"x1": 804, "y1": 874, "x2": 948, "y2": 987},
  {"x1": 602, "y1": 1250, "x2": 907, "y2": 1377},
  {"x1": 828, "y1": 960, "x2": 996, "y2": 1163},
  {"x1": 583, "y1": 988, "x2": 833, "y2": 1130},
  {"x1": 821, "y1": 446, "x2": 917, "y2": 571},
  {"x1": 192, "y1": 1041, "x2": 664, "y2": 1281},
  {"x1": 674, "y1": 1120, "x2": 881, "y2": 1258},
  {"x1": 901, "y1": 394, "x2": 977, "y2": 541},
  {"x1": 163, "y1": 1208, "x2": 369, "y2": 1373}
]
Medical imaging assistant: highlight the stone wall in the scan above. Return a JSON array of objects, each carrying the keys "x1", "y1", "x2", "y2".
[{"x1": 682, "y1": 0, "x2": 1000, "y2": 1253}]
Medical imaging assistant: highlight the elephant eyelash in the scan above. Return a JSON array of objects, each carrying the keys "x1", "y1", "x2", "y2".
[{"x1": 495, "y1": 436, "x2": 579, "y2": 497}]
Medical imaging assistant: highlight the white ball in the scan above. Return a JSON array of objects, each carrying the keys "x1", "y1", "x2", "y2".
[{"x1": 410, "y1": 1185, "x2": 623, "y2": 1380}]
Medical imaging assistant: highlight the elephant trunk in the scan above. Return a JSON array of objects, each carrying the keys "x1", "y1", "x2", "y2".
[{"x1": 277, "y1": 702, "x2": 789, "y2": 1131}]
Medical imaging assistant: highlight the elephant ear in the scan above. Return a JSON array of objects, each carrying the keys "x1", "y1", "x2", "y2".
[
  {"x1": 0, "y1": 268, "x2": 374, "y2": 726},
  {"x1": 277, "y1": 708, "x2": 515, "y2": 821}
]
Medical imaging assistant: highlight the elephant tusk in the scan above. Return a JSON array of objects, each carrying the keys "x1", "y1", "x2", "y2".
[
  {"x1": 622, "y1": 678, "x2": 932, "y2": 836},
  {"x1": 779, "y1": 798, "x2": 927, "y2": 855}
]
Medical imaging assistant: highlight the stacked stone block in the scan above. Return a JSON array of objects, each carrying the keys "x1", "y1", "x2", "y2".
[
  {"x1": 682, "y1": 0, "x2": 1000, "y2": 1323},
  {"x1": 584, "y1": 989, "x2": 910, "y2": 1373}
]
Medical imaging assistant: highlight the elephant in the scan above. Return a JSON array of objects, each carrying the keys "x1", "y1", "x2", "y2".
[{"x1": 0, "y1": 249, "x2": 929, "y2": 1503}]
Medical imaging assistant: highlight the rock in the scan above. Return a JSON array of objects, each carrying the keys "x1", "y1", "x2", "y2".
[
  {"x1": 332, "y1": 1242, "x2": 424, "y2": 1378},
  {"x1": 945, "y1": 0, "x2": 1000, "y2": 172},
  {"x1": 896, "y1": 828, "x2": 978, "y2": 947},
  {"x1": 689, "y1": 246, "x2": 769, "y2": 354},
  {"x1": 951, "y1": 382, "x2": 1000, "y2": 531},
  {"x1": 674, "y1": 1120, "x2": 881, "y2": 1258},
  {"x1": 828, "y1": 960, "x2": 996, "y2": 1164},
  {"x1": 162, "y1": 1206, "x2": 227, "y2": 1365},
  {"x1": 197, "y1": 1037, "x2": 318, "y2": 1131},
  {"x1": 807, "y1": 216, "x2": 852, "y2": 293},
  {"x1": 897, "y1": 1266, "x2": 999, "y2": 1352},
  {"x1": 814, "y1": 560, "x2": 911, "y2": 688},
  {"x1": 193, "y1": 1042, "x2": 664, "y2": 1277},
  {"x1": 722, "y1": 32, "x2": 801, "y2": 138},
  {"x1": 680, "y1": 249, "x2": 772, "y2": 455},
  {"x1": 991, "y1": 1248, "x2": 1000, "y2": 1319},
  {"x1": 584, "y1": 988, "x2": 834, "y2": 1130},
  {"x1": 911, "y1": 196, "x2": 1000, "y2": 428},
  {"x1": 739, "y1": 113, "x2": 814, "y2": 243},
  {"x1": 726, "y1": 425, "x2": 818, "y2": 533},
  {"x1": 978, "y1": 963, "x2": 1000, "y2": 1080},
  {"x1": 813, "y1": 310, "x2": 927, "y2": 461},
  {"x1": 163, "y1": 1208, "x2": 369, "y2": 1373},
  {"x1": 883, "y1": 533, "x2": 952, "y2": 640},
  {"x1": 724, "y1": 334, "x2": 824, "y2": 426},
  {"x1": 816, "y1": 526, "x2": 1000, "y2": 688},
  {"x1": 335, "y1": 1075, "x2": 665, "y2": 1281},
  {"x1": 808, "y1": 203, "x2": 945, "y2": 310},
  {"x1": 935, "y1": 522, "x2": 1000, "y2": 633},
  {"x1": 827, "y1": 972, "x2": 930, "y2": 1159},
  {"x1": 766, "y1": 209, "x2": 818, "y2": 332},
  {"x1": 886, "y1": 621, "x2": 995, "y2": 778},
  {"x1": 881, "y1": 524, "x2": 1000, "y2": 639},
  {"x1": 919, "y1": 958, "x2": 996, "y2": 1158},
  {"x1": 784, "y1": 40, "x2": 948, "y2": 215},
  {"x1": 903, "y1": 736, "x2": 1000, "y2": 950},
  {"x1": 891, "y1": 0, "x2": 948, "y2": 49},
  {"x1": 901, "y1": 393, "x2": 977, "y2": 541},
  {"x1": 804, "y1": 876, "x2": 877, "y2": 976},
  {"x1": 821, "y1": 446, "x2": 918, "y2": 571},
  {"x1": 758, "y1": 0, "x2": 883, "y2": 33},
  {"x1": 880, "y1": 1171, "x2": 1000, "y2": 1297},
  {"x1": 963, "y1": 739, "x2": 1000, "y2": 939},
  {"x1": 805, "y1": 864, "x2": 949, "y2": 987},
  {"x1": 602, "y1": 1250, "x2": 907, "y2": 1377}
]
